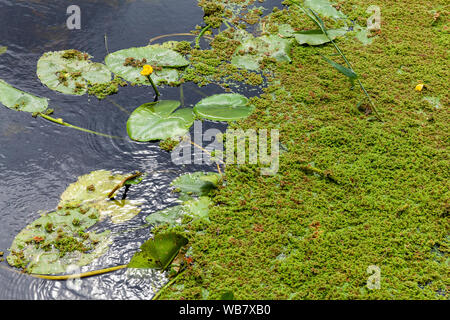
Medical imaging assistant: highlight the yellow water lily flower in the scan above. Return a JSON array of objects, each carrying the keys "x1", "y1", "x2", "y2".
[
  {"x1": 141, "y1": 64, "x2": 153, "y2": 76},
  {"x1": 415, "y1": 83, "x2": 424, "y2": 91}
]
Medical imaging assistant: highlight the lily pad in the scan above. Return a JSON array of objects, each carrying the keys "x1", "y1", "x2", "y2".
[
  {"x1": 194, "y1": 93, "x2": 254, "y2": 121},
  {"x1": 37, "y1": 50, "x2": 112, "y2": 95},
  {"x1": 294, "y1": 28, "x2": 347, "y2": 46},
  {"x1": 183, "y1": 197, "x2": 212, "y2": 223},
  {"x1": 231, "y1": 32, "x2": 293, "y2": 70},
  {"x1": 304, "y1": 0, "x2": 347, "y2": 19},
  {"x1": 104, "y1": 45, "x2": 189, "y2": 85},
  {"x1": 146, "y1": 205, "x2": 186, "y2": 227},
  {"x1": 146, "y1": 196, "x2": 212, "y2": 227},
  {"x1": 128, "y1": 232, "x2": 188, "y2": 270},
  {"x1": 353, "y1": 25, "x2": 373, "y2": 46},
  {"x1": 127, "y1": 100, "x2": 194, "y2": 142},
  {"x1": 171, "y1": 172, "x2": 221, "y2": 196},
  {"x1": 59, "y1": 170, "x2": 143, "y2": 223},
  {"x1": 0, "y1": 79, "x2": 49, "y2": 113},
  {"x1": 7, "y1": 205, "x2": 110, "y2": 274}
]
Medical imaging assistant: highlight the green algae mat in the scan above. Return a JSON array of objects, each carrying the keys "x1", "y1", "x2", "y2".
[{"x1": 154, "y1": 0, "x2": 449, "y2": 300}]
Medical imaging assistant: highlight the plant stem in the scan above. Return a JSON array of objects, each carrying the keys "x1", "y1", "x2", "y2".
[
  {"x1": 107, "y1": 172, "x2": 143, "y2": 198},
  {"x1": 30, "y1": 265, "x2": 127, "y2": 280},
  {"x1": 37, "y1": 113, "x2": 123, "y2": 139},
  {"x1": 195, "y1": 25, "x2": 211, "y2": 48},
  {"x1": 146, "y1": 75, "x2": 160, "y2": 97},
  {"x1": 293, "y1": 2, "x2": 383, "y2": 121},
  {"x1": 152, "y1": 269, "x2": 186, "y2": 300}
]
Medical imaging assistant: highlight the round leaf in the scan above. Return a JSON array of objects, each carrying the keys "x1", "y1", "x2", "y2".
[
  {"x1": 171, "y1": 172, "x2": 221, "y2": 196},
  {"x1": 104, "y1": 46, "x2": 189, "y2": 85},
  {"x1": 194, "y1": 93, "x2": 254, "y2": 121},
  {"x1": 37, "y1": 50, "x2": 112, "y2": 95},
  {"x1": 294, "y1": 28, "x2": 347, "y2": 46},
  {"x1": 231, "y1": 34, "x2": 293, "y2": 71},
  {"x1": 127, "y1": 100, "x2": 194, "y2": 142}
]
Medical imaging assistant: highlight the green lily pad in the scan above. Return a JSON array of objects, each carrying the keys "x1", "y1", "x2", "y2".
[
  {"x1": 171, "y1": 172, "x2": 221, "y2": 196},
  {"x1": 183, "y1": 197, "x2": 212, "y2": 223},
  {"x1": 7, "y1": 205, "x2": 111, "y2": 274},
  {"x1": 127, "y1": 100, "x2": 194, "y2": 142},
  {"x1": 104, "y1": 45, "x2": 189, "y2": 85},
  {"x1": 59, "y1": 170, "x2": 143, "y2": 224},
  {"x1": 353, "y1": 25, "x2": 373, "y2": 46},
  {"x1": 0, "y1": 46, "x2": 7, "y2": 55},
  {"x1": 37, "y1": 50, "x2": 112, "y2": 95},
  {"x1": 146, "y1": 205, "x2": 186, "y2": 227},
  {"x1": 0, "y1": 79, "x2": 49, "y2": 113},
  {"x1": 304, "y1": 0, "x2": 347, "y2": 19},
  {"x1": 194, "y1": 93, "x2": 254, "y2": 121},
  {"x1": 231, "y1": 33, "x2": 293, "y2": 70},
  {"x1": 128, "y1": 232, "x2": 188, "y2": 270},
  {"x1": 277, "y1": 24, "x2": 296, "y2": 38},
  {"x1": 294, "y1": 28, "x2": 347, "y2": 45},
  {"x1": 146, "y1": 196, "x2": 212, "y2": 227}
]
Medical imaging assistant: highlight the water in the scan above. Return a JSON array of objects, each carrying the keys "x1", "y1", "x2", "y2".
[{"x1": 0, "y1": 0, "x2": 278, "y2": 299}]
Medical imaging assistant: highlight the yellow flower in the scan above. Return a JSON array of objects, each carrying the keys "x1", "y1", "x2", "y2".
[
  {"x1": 415, "y1": 83, "x2": 424, "y2": 91},
  {"x1": 141, "y1": 65, "x2": 153, "y2": 76}
]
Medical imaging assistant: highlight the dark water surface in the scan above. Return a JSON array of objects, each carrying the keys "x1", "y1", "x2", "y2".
[{"x1": 0, "y1": 0, "x2": 279, "y2": 299}]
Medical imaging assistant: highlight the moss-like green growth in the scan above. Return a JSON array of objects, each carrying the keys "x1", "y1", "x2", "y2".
[
  {"x1": 87, "y1": 76, "x2": 127, "y2": 100},
  {"x1": 159, "y1": 137, "x2": 181, "y2": 152},
  {"x1": 158, "y1": 0, "x2": 449, "y2": 300},
  {"x1": 61, "y1": 49, "x2": 87, "y2": 61}
]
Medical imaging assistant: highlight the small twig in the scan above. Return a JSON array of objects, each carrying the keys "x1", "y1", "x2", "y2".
[{"x1": 107, "y1": 172, "x2": 143, "y2": 199}]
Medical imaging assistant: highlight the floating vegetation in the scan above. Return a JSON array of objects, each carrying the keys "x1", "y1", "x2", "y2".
[
  {"x1": 293, "y1": 28, "x2": 348, "y2": 46},
  {"x1": 171, "y1": 172, "x2": 222, "y2": 197},
  {"x1": 146, "y1": 172, "x2": 221, "y2": 227},
  {"x1": 37, "y1": 50, "x2": 112, "y2": 95},
  {"x1": 231, "y1": 30, "x2": 293, "y2": 70},
  {"x1": 59, "y1": 170, "x2": 143, "y2": 224},
  {"x1": 87, "y1": 76, "x2": 127, "y2": 100},
  {"x1": 104, "y1": 45, "x2": 189, "y2": 86},
  {"x1": 127, "y1": 100, "x2": 194, "y2": 142},
  {"x1": 0, "y1": 79, "x2": 49, "y2": 113},
  {"x1": 128, "y1": 232, "x2": 188, "y2": 270},
  {"x1": 6, "y1": 169, "x2": 144, "y2": 275},
  {"x1": 7, "y1": 205, "x2": 111, "y2": 274},
  {"x1": 193, "y1": 93, "x2": 255, "y2": 121},
  {"x1": 0, "y1": 46, "x2": 7, "y2": 55}
]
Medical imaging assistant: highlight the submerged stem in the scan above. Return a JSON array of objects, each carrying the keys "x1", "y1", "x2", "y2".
[
  {"x1": 30, "y1": 265, "x2": 127, "y2": 280},
  {"x1": 37, "y1": 113, "x2": 124, "y2": 139}
]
